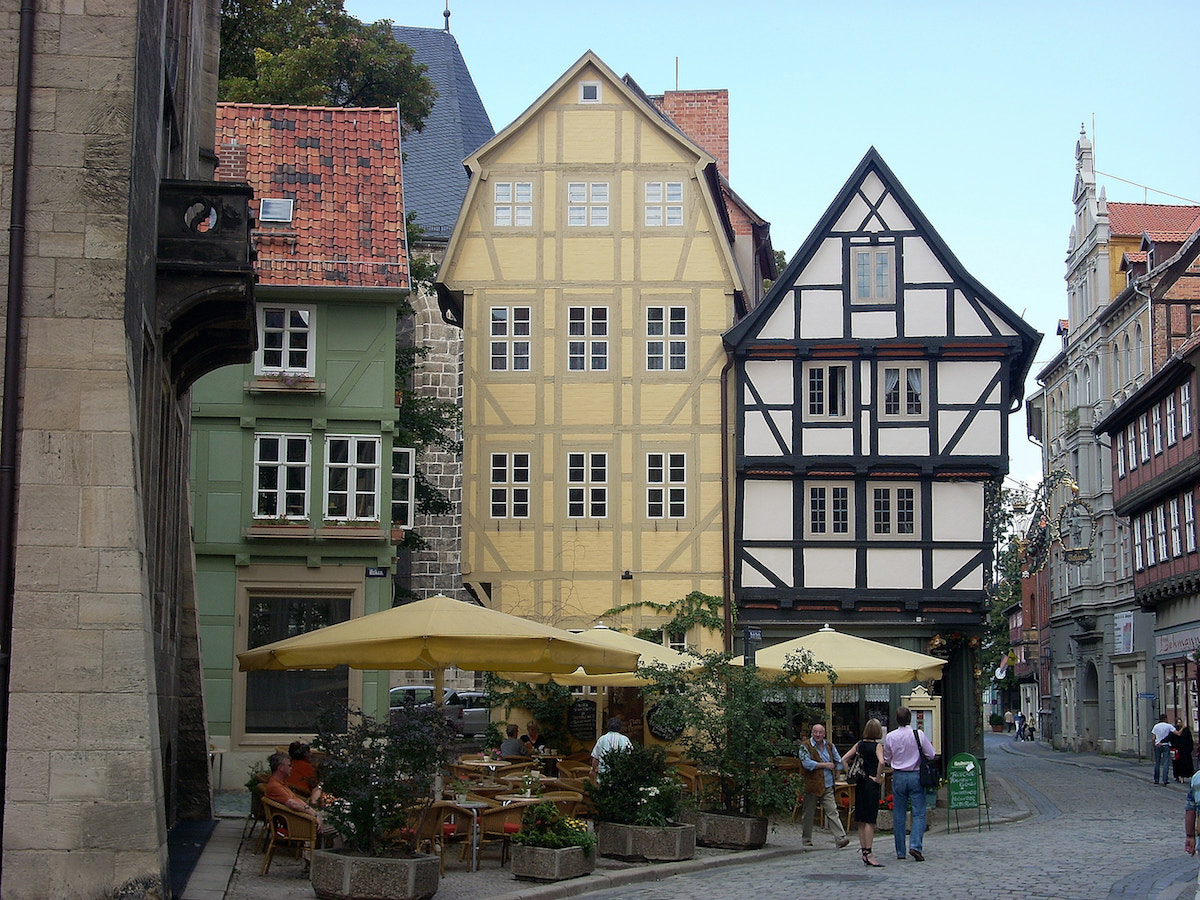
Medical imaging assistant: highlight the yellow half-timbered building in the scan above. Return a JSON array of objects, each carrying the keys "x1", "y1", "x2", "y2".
[{"x1": 437, "y1": 52, "x2": 756, "y2": 647}]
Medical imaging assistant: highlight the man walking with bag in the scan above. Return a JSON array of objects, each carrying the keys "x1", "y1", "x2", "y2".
[{"x1": 882, "y1": 707, "x2": 936, "y2": 861}]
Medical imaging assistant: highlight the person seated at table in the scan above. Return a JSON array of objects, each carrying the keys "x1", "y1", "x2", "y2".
[
  {"x1": 264, "y1": 751, "x2": 326, "y2": 830},
  {"x1": 499, "y1": 723, "x2": 527, "y2": 757},
  {"x1": 521, "y1": 721, "x2": 546, "y2": 754},
  {"x1": 286, "y1": 741, "x2": 319, "y2": 797}
]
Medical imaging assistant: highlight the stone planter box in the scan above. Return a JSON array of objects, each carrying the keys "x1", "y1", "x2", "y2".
[
  {"x1": 873, "y1": 804, "x2": 938, "y2": 835},
  {"x1": 596, "y1": 822, "x2": 695, "y2": 861},
  {"x1": 510, "y1": 844, "x2": 596, "y2": 882},
  {"x1": 310, "y1": 848, "x2": 440, "y2": 900},
  {"x1": 682, "y1": 810, "x2": 768, "y2": 850}
]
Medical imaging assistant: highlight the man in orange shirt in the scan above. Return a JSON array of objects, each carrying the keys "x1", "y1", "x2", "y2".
[{"x1": 264, "y1": 751, "x2": 324, "y2": 827}]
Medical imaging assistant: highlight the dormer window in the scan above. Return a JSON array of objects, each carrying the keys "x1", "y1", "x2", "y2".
[
  {"x1": 580, "y1": 82, "x2": 601, "y2": 103},
  {"x1": 259, "y1": 198, "x2": 294, "y2": 223}
]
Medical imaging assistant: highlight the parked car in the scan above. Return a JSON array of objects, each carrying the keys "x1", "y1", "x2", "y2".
[{"x1": 389, "y1": 686, "x2": 491, "y2": 737}]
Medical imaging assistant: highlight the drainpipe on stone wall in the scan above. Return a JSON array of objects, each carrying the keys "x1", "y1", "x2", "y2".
[{"x1": 0, "y1": 0, "x2": 38, "y2": 867}]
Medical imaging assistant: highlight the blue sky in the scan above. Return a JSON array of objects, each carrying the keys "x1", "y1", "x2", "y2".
[{"x1": 353, "y1": 0, "x2": 1200, "y2": 486}]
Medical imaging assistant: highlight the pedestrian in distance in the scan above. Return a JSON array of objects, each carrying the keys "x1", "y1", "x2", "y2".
[
  {"x1": 882, "y1": 706, "x2": 936, "y2": 862},
  {"x1": 1014, "y1": 710, "x2": 1025, "y2": 741},
  {"x1": 1171, "y1": 719, "x2": 1194, "y2": 784},
  {"x1": 1004, "y1": 709, "x2": 1015, "y2": 733},
  {"x1": 1183, "y1": 767, "x2": 1200, "y2": 857},
  {"x1": 1153, "y1": 714, "x2": 1178, "y2": 785},
  {"x1": 799, "y1": 722, "x2": 851, "y2": 850}
]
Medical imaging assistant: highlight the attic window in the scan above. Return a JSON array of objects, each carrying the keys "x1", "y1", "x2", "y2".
[
  {"x1": 259, "y1": 198, "x2": 294, "y2": 223},
  {"x1": 579, "y1": 82, "x2": 601, "y2": 104}
]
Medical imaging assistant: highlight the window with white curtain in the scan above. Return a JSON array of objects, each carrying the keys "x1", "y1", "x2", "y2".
[{"x1": 880, "y1": 364, "x2": 926, "y2": 419}]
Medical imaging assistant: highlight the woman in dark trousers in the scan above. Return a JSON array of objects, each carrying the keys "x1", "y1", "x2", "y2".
[{"x1": 1172, "y1": 720, "x2": 1195, "y2": 783}]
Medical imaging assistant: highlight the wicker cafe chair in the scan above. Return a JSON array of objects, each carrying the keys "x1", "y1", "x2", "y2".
[
  {"x1": 259, "y1": 797, "x2": 329, "y2": 876},
  {"x1": 555, "y1": 760, "x2": 591, "y2": 779},
  {"x1": 473, "y1": 803, "x2": 531, "y2": 867},
  {"x1": 537, "y1": 791, "x2": 583, "y2": 817},
  {"x1": 412, "y1": 801, "x2": 476, "y2": 874},
  {"x1": 243, "y1": 780, "x2": 268, "y2": 847}
]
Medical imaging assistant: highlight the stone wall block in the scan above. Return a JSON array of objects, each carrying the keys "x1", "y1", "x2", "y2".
[
  {"x1": 19, "y1": 430, "x2": 88, "y2": 483},
  {"x1": 2, "y1": 801, "x2": 83, "y2": 850},
  {"x1": 9, "y1": 628, "x2": 101, "y2": 692},
  {"x1": 19, "y1": 368, "x2": 82, "y2": 429},
  {"x1": 15, "y1": 546, "x2": 99, "y2": 592},
  {"x1": 17, "y1": 483, "x2": 81, "y2": 546},
  {"x1": 38, "y1": 230, "x2": 85, "y2": 257},
  {"x1": 82, "y1": 485, "x2": 138, "y2": 547},
  {"x1": 97, "y1": 549, "x2": 146, "y2": 593},
  {"x1": 6, "y1": 751, "x2": 51, "y2": 802},
  {"x1": 103, "y1": 628, "x2": 154, "y2": 692},
  {"x1": 83, "y1": 214, "x2": 126, "y2": 259},
  {"x1": 80, "y1": 592, "x2": 143, "y2": 626},
  {"x1": 88, "y1": 431, "x2": 136, "y2": 486},
  {"x1": 79, "y1": 371, "x2": 134, "y2": 431},
  {"x1": 80, "y1": 692, "x2": 151, "y2": 750},
  {"x1": 54, "y1": 258, "x2": 125, "y2": 317},
  {"x1": 13, "y1": 591, "x2": 80, "y2": 629},
  {"x1": 6, "y1": 692, "x2": 81, "y2": 750},
  {"x1": 105, "y1": 751, "x2": 157, "y2": 802},
  {"x1": 1, "y1": 850, "x2": 111, "y2": 900},
  {"x1": 81, "y1": 802, "x2": 160, "y2": 850},
  {"x1": 50, "y1": 751, "x2": 107, "y2": 799}
]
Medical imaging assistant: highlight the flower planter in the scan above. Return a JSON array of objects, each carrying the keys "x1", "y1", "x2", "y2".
[
  {"x1": 596, "y1": 822, "x2": 695, "y2": 862},
  {"x1": 682, "y1": 809, "x2": 768, "y2": 850},
  {"x1": 310, "y1": 848, "x2": 440, "y2": 900},
  {"x1": 873, "y1": 805, "x2": 938, "y2": 835},
  {"x1": 510, "y1": 844, "x2": 596, "y2": 882}
]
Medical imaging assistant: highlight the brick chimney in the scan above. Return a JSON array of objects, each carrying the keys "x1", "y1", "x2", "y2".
[
  {"x1": 215, "y1": 140, "x2": 248, "y2": 182},
  {"x1": 654, "y1": 89, "x2": 729, "y2": 179}
]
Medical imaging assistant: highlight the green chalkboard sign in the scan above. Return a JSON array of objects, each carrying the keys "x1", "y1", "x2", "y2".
[{"x1": 947, "y1": 752, "x2": 981, "y2": 810}]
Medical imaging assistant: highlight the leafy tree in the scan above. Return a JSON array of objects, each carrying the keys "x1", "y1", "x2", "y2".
[
  {"x1": 981, "y1": 483, "x2": 1021, "y2": 682},
  {"x1": 219, "y1": 0, "x2": 436, "y2": 129},
  {"x1": 601, "y1": 590, "x2": 728, "y2": 647}
]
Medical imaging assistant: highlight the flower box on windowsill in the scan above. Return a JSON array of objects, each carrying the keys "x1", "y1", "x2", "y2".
[
  {"x1": 247, "y1": 374, "x2": 325, "y2": 394},
  {"x1": 246, "y1": 520, "x2": 314, "y2": 538},
  {"x1": 319, "y1": 521, "x2": 385, "y2": 540}
]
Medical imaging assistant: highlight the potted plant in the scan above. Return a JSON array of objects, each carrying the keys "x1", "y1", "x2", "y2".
[
  {"x1": 587, "y1": 744, "x2": 694, "y2": 861},
  {"x1": 989, "y1": 712, "x2": 1006, "y2": 733},
  {"x1": 308, "y1": 704, "x2": 454, "y2": 900},
  {"x1": 640, "y1": 650, "x2": 831, "y2": 850},
  {"x1": 510, "y1": 800, "x2": 597, "y2": 882}
]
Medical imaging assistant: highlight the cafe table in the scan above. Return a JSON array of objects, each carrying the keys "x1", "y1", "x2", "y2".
[
  {"x1": 499, "y1": 771, "x2": 556, "y2": 785},
  {"x1": 493, "y1": 793, "x2": 542, "y2": 806},
  {"x1": 452, "y1": 799, "x2": 492, "y2": 872}
]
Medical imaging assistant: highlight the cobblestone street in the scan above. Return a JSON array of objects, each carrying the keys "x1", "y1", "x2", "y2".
[{"x1": 571, "y1": 733, "x2": 1198, "y2": 900}]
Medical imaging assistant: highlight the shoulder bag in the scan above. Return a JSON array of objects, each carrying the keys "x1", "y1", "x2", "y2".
[
  {"x1": 913, "y1": 727, "x2": 939, "y2": 788},
  {"x1": 845, "y1": 741, "x2": 866, "y2": 785}
]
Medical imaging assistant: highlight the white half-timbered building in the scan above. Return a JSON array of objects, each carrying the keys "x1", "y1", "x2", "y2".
[{"x1": 724, "y1": 149, "x2": 1040, "y2": 756}]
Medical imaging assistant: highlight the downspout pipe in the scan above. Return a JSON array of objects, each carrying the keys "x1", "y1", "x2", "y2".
[
  {"x1": 720, "y1": 353, "x2": 733, "y2": 653},
  {"x1": 0, "y1": 0, "x2": 38, "y2": 868}
]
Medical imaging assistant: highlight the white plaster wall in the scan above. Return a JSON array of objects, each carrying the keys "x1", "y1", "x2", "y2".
[
  {"x1": 932, "y1": 549, "x2": 983, "y2": 589},
  {"x1": 953, "y1": 291, "x2": 990, "y2": 336},
  {"x1": 802, "y1": 426, "x2": 853, "y2": 456},
  {"x1": 796, "y1": 238, "x2": 841, "y2": 285},
  {"x1": 745, "y1": 359, "x2": 794, "y2": 404},
  {"x1": 866, "y1": 548, "x2": 923, "y2": 588},
  {"x1": 741, "y1": 547, "x2": 794, "y2": 587},
  {"x1": 878, "y1": 428, "x2": 929, "y2": 456},
  {"x1": 904, "y1": 289, "x2": 947, "y2": 337},
  {"x1": 803, "y1": 547, "x2": 858, "y2": 588},
  {"x1": 902, "y1": 236, "x2": 949, "y2": 283},
  {"x1": 938, "y1": 409, "x2": 1001, "y2": 455},
  {"x1": 742, "y1": 481, "x2": 793, "y2": 540},
  {"x1": 744, "y1": 411, "x2": 790, "y2": 455},
  {"x1": 758, "y1": 295, "x2": 796, "y2": 340},
  {"x1": 937, "y1": 360, "x2": 999, "y2": 404},
  {"x1": 851, "y1": 310, "x2": 896, "y2": 339},
  {"x1": 931, "y1": 481, "x2": 984, "y2": 542},
  {"x1": 877, "y1": 193, "x2": 914, "y2": 230},
  {"x1": 798, "y1": 289, "x2": 844, "y2": 339}
]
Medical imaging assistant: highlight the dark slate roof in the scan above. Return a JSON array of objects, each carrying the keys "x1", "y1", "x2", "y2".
[{"x1": 392, "y1": 25, "x2": 494, "y2": 240}]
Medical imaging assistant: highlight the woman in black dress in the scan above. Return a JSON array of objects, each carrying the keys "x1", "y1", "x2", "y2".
[
  {"x1": 842, "y1": 718, "x2": 887, "y2": 867},
  {"x1": 1172, "y1": 720, "x2": 1195, "y2": 783}
]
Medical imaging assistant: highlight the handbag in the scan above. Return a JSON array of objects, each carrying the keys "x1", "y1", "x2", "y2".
[
  {"x1": 845, "y1": 742, "x2": 866, "y2": 785},
  {"x1": 913, "y1": 728, "x2": 939, "y2": 788}
]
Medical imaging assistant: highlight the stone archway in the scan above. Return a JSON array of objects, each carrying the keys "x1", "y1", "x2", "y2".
[{"x1": 1080, "y1": 660, "x2": 1101, "y2": 751}]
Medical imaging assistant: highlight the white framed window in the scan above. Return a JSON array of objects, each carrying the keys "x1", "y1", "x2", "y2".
[
  {"x1": 579, "y1": 81, "x2": 601, "y2": 103},
  {"x1": 567, "y1": 306, "x2": 609, "y2": 371},
  {"x1": 1126, "y1": 424, "x2": 1138, "y2": 471},
  {"x1": 804, "y1": 363, "x2": 850, "y2": 420},
  {"x1": 567, "y1": 182, "x2": 609, "y2": 227},
  {"x1": 805, "y1": 482, "x2": 854, "y2": 540},
  {"x1": 1139, "y1": 412, "x2": 1151, "y2": 462},
  {"x1": 1133, "y1": 517, "x2": 1144, "y2": 570},
  {"x1": 391, "y1": 446, "x2": 415, "y2": 529},
  {"x1": 644, "y1": 181, "x2": 684, "y2": 227},
  {"x1": 1171, "y1": 498, "x2": 1182, "y2": 558},
  {"x1": 493, "y1": 182, "x2": 533, "y2": 227},
  {"x1": 870, "y1": 483, "x2": 919, "y2": 539},
  {"x1": 1157, "y1": 504, "x2": 1169, "y2": 561},
  {"x1": 258, "y1": 198, "x2": 294, "y2": 223},
  {"x1": 490, "y1": 452, "x2": 530, "y2": 519},
  {"x1": 851, "y1": 246, "x2": 893, "y2": 304},
  {"x1": 254, "y1": 434, "x2": 311, "y2": 519},
  {"x1": 1145, "y1": 511, "x2": 1156, "y2": 567},
  {"x1": 880, "y1": 364, "x2": 926, "y2": 419},
  {"x1": 1182, "y1": 382, "x2": 1193, "y2": 437},
  {"x1": 666, "y1": 630, "x2": 687, "y2": 652},
  {"x1": 257, "y1": 305, "x2": 314, "y2": 375},
  {"x1": 324, "y1": 435, "x2": 380, "y2": 521},
  {"x1": 1116, "y1": 431, "x2": 1126, "y2": 478},
  {"x1": 567, "y1": 452, "x2": 607, "y2": 518},
  {"x1": 1167, "y1": 394, "x2": 1178, "y2": 446},
  {"x1": 490, "y1": 306, "x2": 531, "y2": 371},
  {"x1": 1153, "y1": 405, "x2": 1163, "y2": 454},
  {"x1": 1186, "y1": 492, "x2": 1197, "y2": 554},
  {"x1": 647, "y1": 306, "x2": 687, "y2": 371},
  {"x1": 646, "y1": 452, "x2": 686, "y2": 519}
]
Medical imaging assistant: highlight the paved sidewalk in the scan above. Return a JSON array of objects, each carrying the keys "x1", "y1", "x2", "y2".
[{"x1": 191, "y1": 734, "x2": 1040, "y2": 900}]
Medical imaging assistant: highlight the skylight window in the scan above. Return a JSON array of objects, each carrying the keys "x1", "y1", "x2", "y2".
[{"x1": 259, "y1": 198, "x2": 294, "y2": 223}]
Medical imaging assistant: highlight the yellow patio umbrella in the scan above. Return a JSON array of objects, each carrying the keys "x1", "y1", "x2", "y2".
[
  {"x1": 735, "y1": 624, "x2": 946, "y2": 723},
  {"x1": 497, "y1": 623, "x2": 697, "y2": 687},
  {"x1": 236, "y1": 595, "x2": 643, "y2": 698}
]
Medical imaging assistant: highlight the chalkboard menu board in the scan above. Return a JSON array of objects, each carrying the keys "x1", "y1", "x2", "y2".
[
  {"x1": 567, "y1": 699, "x2": 597, "y2": 743},
  {"x1": 947, "y1": 752, "x2": 981, "y2": 810}
]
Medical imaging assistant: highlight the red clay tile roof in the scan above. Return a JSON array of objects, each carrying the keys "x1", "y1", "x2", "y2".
[
  {"x1": 215, "y1": 104, "x2": 407, "y2": 288},
  {"x1": 1107, "y1": 202, "x2": 1200, "y2": 241}
]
